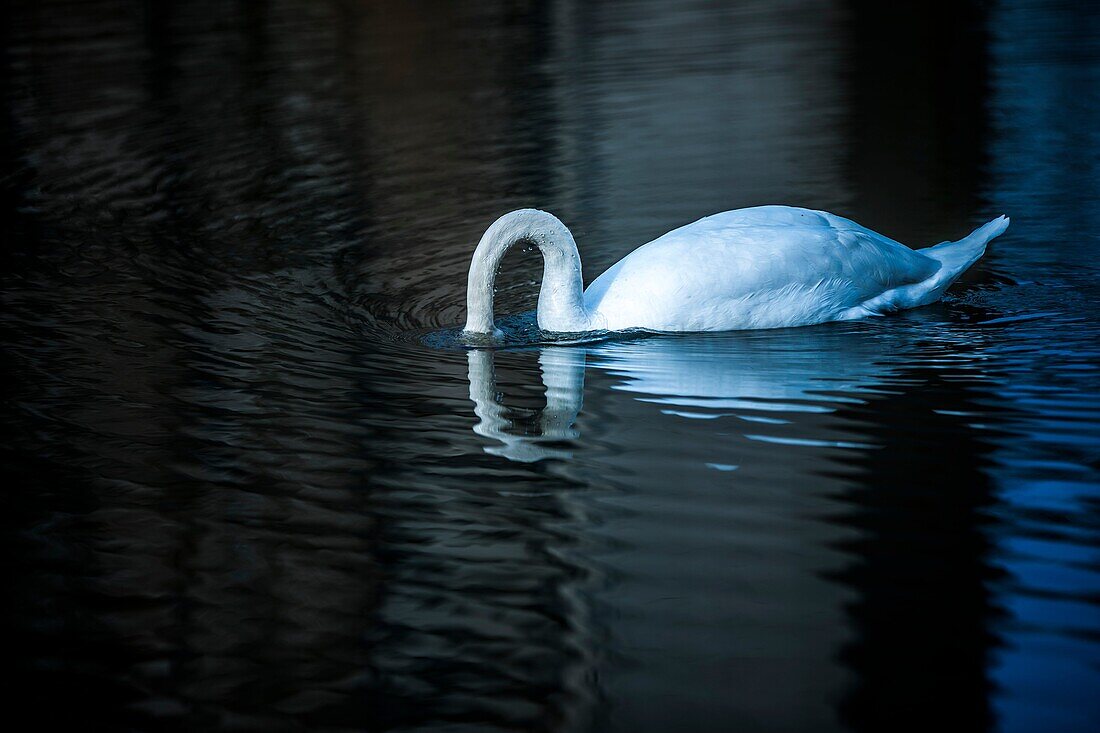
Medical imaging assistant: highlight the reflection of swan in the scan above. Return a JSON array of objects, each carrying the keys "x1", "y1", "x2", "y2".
[
  {"x1": 464, "y1": 207, "x2": 1008, "y2": 337},
  {"x1": 467, "y1": 348, "x2": 585, "y2": 463},
  {"x1": 594, "y1": 332, "x2": 896, "y2": 417},
  {"x1": 467, "y1": 329, "x2": 921, "y2": 462}
]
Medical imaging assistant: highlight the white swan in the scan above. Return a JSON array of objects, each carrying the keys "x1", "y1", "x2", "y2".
[{"x1": 464, "y1": 206, "x2": 1009, "y2": 336}]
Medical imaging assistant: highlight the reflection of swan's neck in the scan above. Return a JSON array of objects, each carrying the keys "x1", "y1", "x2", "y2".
[
  {"x1": 467, "y1": 348, "x2": 585, "y2": 462},
  {"x1": 464, "y1": 209, "x2": 592, "y2": 335}
]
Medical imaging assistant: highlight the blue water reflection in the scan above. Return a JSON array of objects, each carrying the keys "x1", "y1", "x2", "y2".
[{"x1": 468, "y1": 325, "x2": 920, "y2": 462}]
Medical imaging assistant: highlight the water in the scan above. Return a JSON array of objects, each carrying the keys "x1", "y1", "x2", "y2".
[{"x1": 2, "y1": 1, "x2": 1098, "y2": 731}]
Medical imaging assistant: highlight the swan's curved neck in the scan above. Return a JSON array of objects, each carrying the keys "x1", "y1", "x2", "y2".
[{"x1": 464, "y1": 209, "x2": 593, "y2": 335}]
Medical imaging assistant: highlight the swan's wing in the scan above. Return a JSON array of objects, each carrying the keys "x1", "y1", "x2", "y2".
[
  {"x1": 692, "y1": 206, "x2": 923, "y2": 268},
  {"x1": 651, "y1": 207, "x2": 938, "y2": 296},
  {"x1": 819, "y1": 225, "x2": 939, "y2": 293},
  {"x1": 585, "y1": 206, "x2": 940, "y2": 330}
]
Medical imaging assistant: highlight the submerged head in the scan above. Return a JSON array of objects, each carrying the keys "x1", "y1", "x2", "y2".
[{"x1": 463, "y1": 209, "x2": 593, "y2": 338}]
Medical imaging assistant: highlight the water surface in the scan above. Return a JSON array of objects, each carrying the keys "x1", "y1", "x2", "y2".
[{"x1": 2, "y1": 1, "x2": 1098, "y2": 731}]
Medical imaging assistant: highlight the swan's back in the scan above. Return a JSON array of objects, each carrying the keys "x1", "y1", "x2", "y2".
[{"x1": 583, "y1": 206, "x2": 943, "y2": 332}]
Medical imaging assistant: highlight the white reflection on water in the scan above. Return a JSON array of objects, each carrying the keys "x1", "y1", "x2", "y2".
[
  {"x1": 468, "y1": 347, "x2": 586, "y2": 463},
  {"x1": 467, "y1": 325, "x2": 928, "y2": 463}
]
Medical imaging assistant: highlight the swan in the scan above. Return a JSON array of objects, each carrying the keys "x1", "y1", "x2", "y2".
[{"x1": 463, "y1": 206, "x2": 1009, "y2": 337}]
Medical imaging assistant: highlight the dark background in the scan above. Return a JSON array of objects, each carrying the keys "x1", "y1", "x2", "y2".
[{"x1": 2, "y1": 1, "x2": 1099, "y2": 731}]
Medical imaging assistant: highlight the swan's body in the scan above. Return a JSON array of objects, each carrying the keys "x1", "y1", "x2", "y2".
[{"x1": 464, "y1": 206, "x2": 1009, "y2": 336}]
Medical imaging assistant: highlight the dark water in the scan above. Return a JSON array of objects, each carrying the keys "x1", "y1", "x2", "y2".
[{"x1": 2, "y1": 1, "x2": 1099, "y2": 731}]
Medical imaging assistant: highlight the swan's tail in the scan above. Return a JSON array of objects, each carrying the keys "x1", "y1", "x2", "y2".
[{"x1": 920, "y1": 214, "x2": 1009, "y2": 297}]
